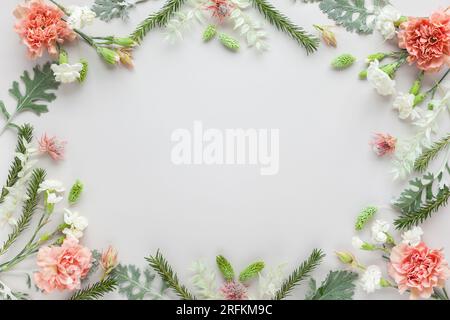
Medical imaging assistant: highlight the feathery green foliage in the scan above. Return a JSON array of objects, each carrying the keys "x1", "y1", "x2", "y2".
[
  {"x1": 251, "y1": 0, "x2": 319, "y2": 54},
  {"x1": 68, "y1": 180, "x2": 84, "y2": 205},
  {"x1": 146, "y1": 250, "x2": 196, "y2": 300},
  {"x1": 273, "y1": 249, "x2": 325, "y2": 300},
  {"x1": 305, "y1": 270, "x2": 357, "y2": 300},
  {"x1": 130, "y1": 0, "x2": 187, "y2": 43},
  {"x1": 0, "y1": 169, "x2": 46, "y2": 256},
  {"x1": 216, "y1": 255, "x2": 235, "y2": 281},
  {"x1": 394, "y1": 186, "x2": 450, "y2": 230},
  {"x1": 0, "y1": 124, "x2": 34, "y2": 204},
  {"x1": 331, "y1": 54, "x2": 356, "y2": 69},
  {"x1": 70, "y1": 277, "x2": 117, "y2": 300},
  {"x1": 239, "y1": 262, "x2": 265, "y2": 282},
  {"x1": 414, "y1": 134, "x2": 450, "y2": 173},
  {"x1": 355, "y1": 206, "x2": 377, "y2": 230},
  {"x1": 114, "y1": 264, "x2": 166, "y2": 300}
]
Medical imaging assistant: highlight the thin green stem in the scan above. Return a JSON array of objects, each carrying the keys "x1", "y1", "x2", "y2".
[
  {"x1": 427, "y1": 68, "x2": 450, "y2": 98},
  {"x1": 0, "y1": 111, "x2": 18, "y2": 136}
]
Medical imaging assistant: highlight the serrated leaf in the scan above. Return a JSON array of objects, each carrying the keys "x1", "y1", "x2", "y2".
[
  {"x1": 114, "y1": 264, "x2": 165, "y2": 300},
  {"x1": 319, "y1": 0, "x2": 378, "y2": 34},
  {"x1": 393, "y1": 172, "x2": 436, "y2": 214},
  {"x1": 0, "y1": 101, "x2": 10, "y2": 120},
  {"x1": 9, "y1": 63, "x2": 59, "y2": 116},
  {"x1": 305, "y1": 270, "x2": 357, "y2": 300}
]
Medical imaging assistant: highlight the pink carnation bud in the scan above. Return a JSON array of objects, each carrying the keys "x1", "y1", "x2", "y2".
[
  {"x1": 370, "y1": 133, "x2": 397, "y2": 156},
  {"x1": 101, "y1": 246, "x2": 118, "y2": 274},
  {"x1": 38, "y1": 133, "x2": 66, "y2": 161}
]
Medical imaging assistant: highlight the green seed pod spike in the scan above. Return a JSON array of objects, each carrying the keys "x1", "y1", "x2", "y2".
[{"x1": 68, "y1": 180, "x2": 84, "y2": 205}]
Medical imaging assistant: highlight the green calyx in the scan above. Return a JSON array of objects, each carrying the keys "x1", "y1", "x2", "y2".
[
  {"x1": 59, "y1": 49, "x2": 69, "y2": 64},
  {"x1": 203, "y1": 25, "x2": 217, "y2": 42},
  {"x1": 331, "y1": 54, "x2": 356, "y2": 70},
  {"x1": 219, "y1": 33, "x2": 240, "y2": 51},
  {"x1": 366, "y1": 53, "x2": 386, "y2": 64},
  {"x1": 78, "y1": 59, "x2": 88, "y2": 83}
]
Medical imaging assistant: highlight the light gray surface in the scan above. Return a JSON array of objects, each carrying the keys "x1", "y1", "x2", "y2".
[{"x1": 0, "y1": 0, "x2": 449, "y2": 300}]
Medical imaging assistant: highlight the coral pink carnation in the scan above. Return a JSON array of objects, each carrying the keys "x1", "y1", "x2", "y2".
[
  {"x1": 38, "y1": 133, "x2": 66, "y2": 161},
  {"x1": 34, "y1": 237, "x2": 92, "y2": 293},
  {"x1": 220, "y1": 281, "x2": 248, "y2": 300},
  {"x1": 388, "y1": 242, "x2": 450, "y2": 299},
  {"x1": 398, "y1": 9, "x2": 450, "y2": 72},
  {"x1": 14, "y1": 0, "x2": 76, "y2": 59},
  {"x1": 370, "y1": 133, "x2": 397, "y2": 156}
]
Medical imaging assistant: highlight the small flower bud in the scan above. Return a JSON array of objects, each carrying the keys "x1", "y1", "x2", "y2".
[
  {"x1": 101, "y1": 246, "x2": 119, "y2": 275},
  {"x1": 68, "y1": 180, "x2": 84, "y2": 204},
  {"x1": 359, "y1": 69, "x2": 368, "y2": 79},
  {"x1": 366, "y1": 53, "x2": 387, "y2": 64},
  {"x1": 314, "y1": 25, "x2": 337, "y2": 47},
  {"x1": 380, "y1": 63, "x2": 397, "y2": 78},
  {"x1": 428, "y1": 102, "x2": 435, "y2": 110},
  {"x1": 112, "y1": 37, "x2": 137, "y2": 47},
  {"x1": 203, "y1": 25, "x2": 217, "y2": 42},
  {"x1": 39, "y1": 233, "x2": 51, "y2": 242},
  {"x1": 97, "y1": 47, "x2": 120, "y2": 65},
  {"x1": 335, "y1": 251, "x2": 355, "y2": 265},
  {"x1": 409, "y1": 80, "x2": 422, "y2": 95},
  {"x1": 331, "y1": 54, "x2": 356, "y2": 69},
  {"x1": 117, "y1": 48, "x2": 134, "y2": 68},
  {"x1": 413, "y1": 92, "x2": 427, "y2": 106}
]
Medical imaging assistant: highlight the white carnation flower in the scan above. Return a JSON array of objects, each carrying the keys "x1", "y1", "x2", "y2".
[
  {"x1": 67, "y1": 6, "x2": 96, "y2": 29},
  {"x1": 51, "y1": 63, "x2": 83, "y2": 84},
  {"x1": 38, "y1": 180, "x2": 65, "y2": 194},
  {"x1": 360, "y1": 265, "x2": 382, "y2": 293},
  {"x1": 46, "y1": 192, "x2": 63, "y2": 205},
  {"x1": 367, "y1": 60, "x2": 396, "y2": 96},
  {"x1": 393, "y1": 93, "x2": 418, "y2": 120},
  {"x1": 352, "y1": 236, "x2": 364, "y2": 249},
  {"x1": 375, "y1": 5, "x2": 401, "y2": 40},
  {"x1": 63, "y1": 209, "x2": 88, "y2": 239},
  {"x1": 371, "y1": 220, "x2": 390, "y2": 244},
  {"x1": 401, "y1": 226, "x2": 423, "y2": 246}
]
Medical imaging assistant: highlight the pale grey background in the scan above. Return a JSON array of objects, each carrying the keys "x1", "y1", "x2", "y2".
[{"x1": 0, "y1": 0, "x2": 449, "y2": 300}]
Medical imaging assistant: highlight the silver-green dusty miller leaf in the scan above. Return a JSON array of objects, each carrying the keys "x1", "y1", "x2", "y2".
[
  {"x1": 114, "y1": 264, "x2": 166, "y2": 300},
  {"x1": 8, "y1": 63, "x2": 59, "y2": 116},
  {"x1": 92, "y1": 0, "x2": 136, "y2": 22},
  {"x1": 319, "y1": 0, "x2": 389, "y2": 34}
]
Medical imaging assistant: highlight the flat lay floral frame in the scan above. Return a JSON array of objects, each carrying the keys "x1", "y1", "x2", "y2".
[{"x1": 0, "y1": 0, "x2": 449, "y2": 300}]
